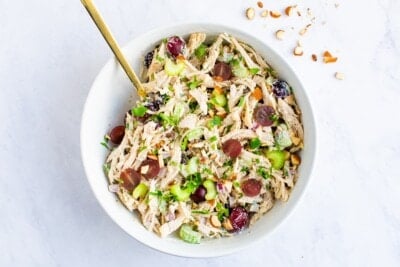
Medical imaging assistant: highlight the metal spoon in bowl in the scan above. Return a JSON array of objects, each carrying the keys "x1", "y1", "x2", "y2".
[{"x1": 81, "y1": 0, "x2": 145, "y2": 97}]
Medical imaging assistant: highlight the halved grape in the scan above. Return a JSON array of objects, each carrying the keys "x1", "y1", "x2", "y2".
[
  {"x1": 241, "y1": 179, "x2": 262, "y2": 197},
  {"x1": 253, "y1": 105, "x2": 275, "y2": 126},
  {"x1": 109, "y1": 125, "x2": 125, "y2": 144},
  {"x1": 222, "y1": 139, "x2": 242, "y2": 158},
  {"x1": 229, "y1": 207, "x2": 249, "y2": 232},
  {"x1": 167, "y1": 36, "x2": 185, "y2": 57},
  {"x1": 213, "y1": 62, "x2": 232, "y2": 81},
  {"x1": 140, "y1": 159, "x2": 160, "y2": 179},
  {"x1": 120, "y1": 168, "x2": 141, "y2": 192}
]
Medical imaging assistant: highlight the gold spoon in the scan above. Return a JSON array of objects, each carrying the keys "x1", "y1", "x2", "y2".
[{"x1": 81, "y1": 0, "x2": 145, "y2": 97}]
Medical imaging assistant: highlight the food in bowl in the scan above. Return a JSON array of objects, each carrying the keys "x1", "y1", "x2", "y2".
[{"x1": 102, "y1": 33, "x2": 304, "y2": 243}]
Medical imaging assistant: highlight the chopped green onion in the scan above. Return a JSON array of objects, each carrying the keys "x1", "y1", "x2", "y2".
[
  {"x1": 187, "y1": 128, "x2": 203, "y2": 141},
  {"x1": 103, "y1": 163, "x2": 111, "y2": 175},
  {"x1": 240, "y1": 166, "x2": 249, "y2": 173},
  {"x1": 155, "y1": 55, "x2": 165, "y2": 63},
  {"x1": 180, "y1": 137, "x2": 188, "y2": 150},
  {"x1": 249, "y1": 67, "x2": 260, "y2": 75},
  {"x1": 209, "y1": 136, "x2": 217, "y2": 142},
  {"x1": 257, "y1": 167, "x2": 271, "y2": 179},
  {"x1": 187, "y1": 76, "x2": 202, "y2": 90},
  {"x1": 132, "y1": 105, "x2": 147, "y2": 117},
  {"x1": 191, "y1": 210, "x2": 210, "y2": 215},
  {"x1": 238, "y1": 96, "x2": 246, "y2": 107},
  {"x1": 216, "y1": 202, "x2": 229, "y2": 221},
  {"x1": 249, "y1": 138, "x2": 261, "y2": 150},
  {"x1": 207, "y1": 116, "x2": 222, "y2": 128},
  {"x1": 194, "y1": 43, "x2": 207, "y2": 59}
]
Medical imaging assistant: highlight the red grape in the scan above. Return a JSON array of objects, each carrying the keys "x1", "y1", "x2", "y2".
[
  {"x1": 190, "y1": 185, "x2": 206, "y2": 203},
  {"x1": 109, "y1": 125, "x2": 125, "y2": 144},
  {"x1": 213, "y1": 62, "x2": 232, "y2": 81},
  {"x1": 167, "y1": 36, "x2": 185, "y2": 57},
  {"x1": 241, "y1": 179, "x2": 262, "y2": 197},
  {"x1": 254, "y1": 105, "x2": 275, "y2": 126},
  {"x1": 120, "y1": 168, "x2": 141, "y2": 192},
  {"x1": 140, "y1": 159, "x2": 160, "y2": 179},
  {"x1": 229, "y1": 206, "x2": 249, "y2": 232},
  {"x1": 222, "y1": 139, "x2": 242, "y2": 158}
]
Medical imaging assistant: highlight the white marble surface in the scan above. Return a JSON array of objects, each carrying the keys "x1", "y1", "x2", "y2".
[{"x1": 1, "y1": 0, "x2": 399, "y2": 266}]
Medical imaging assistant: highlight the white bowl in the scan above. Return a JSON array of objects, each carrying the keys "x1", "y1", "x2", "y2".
[{"x1": 81, "y1": 23, "x2": 317, "y2": 258}]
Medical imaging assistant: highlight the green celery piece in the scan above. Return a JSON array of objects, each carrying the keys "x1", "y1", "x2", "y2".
[
  {"x1": 249, "y1": 138, "x2": 261, "y2": 150},
  {"x1": 203, "y1": 179, "x2": 217, "y2": 200},
  {"x1": 170, "y1": 184, "x2": 191, "y2": 201},
  {"x1": 266, "y1": 150, "x2": 285, "y2": 170},
  {"x1": 132, "y1": 105, "x2": 147, "y2": 117},
  {"x1": 179, "y1": 224, "x2": 202, "y2": 244},
  {"x1": 165, "y1": 58, "x2": 185, "y2": 76},
  {"x1": 132, "y1": 183, "x2": 149, "y2": 199}
]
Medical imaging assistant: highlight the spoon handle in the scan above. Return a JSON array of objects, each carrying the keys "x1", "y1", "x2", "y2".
[{"x1": 81, "y1": 0, "x2": 145, "y2": 96}]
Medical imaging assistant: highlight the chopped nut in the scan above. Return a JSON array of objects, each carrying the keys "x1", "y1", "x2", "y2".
[
  {"x1": 285, "y1": 6, "x2": 295, "y2": 16},
  {"x1": 325, "y1": 56, "x2": 338, "y2": 63},
  {"x1": 261, "y1": 9, "x2": 268, "y2": 17},
  {"x1": 291, "y1": 135, "x2": 301, "y2": 145},
  {"x1": 297, "y1": 10, "x2": 302, "y2": 16},
  {"x1": 275, "y1": 29, "x2": 285, "y2": 40},
  {"x1": 222, "y1": 219, "x2": 234, "y2": 231},
  {"x1": 323, "y1": 51, "x2": 333, "y2": 57},
  {"x1": 299, "y1": 24, "x2": 311, "y2": 36},
  {"x1": 335, "y1": 72, "x2": 345, "y2": 80},
  {"x1": 147, "y1": 154, "x2": 158, "y2": 160},
  {"x1": 297, "y1": 40, "x2": 303, "y2": 47},
  {"x1": 140, "y1": 165, "x2": 149, "y2": 174},
  {"x1": 257, "y1": 1, "x2": 263, "y2": 8},
  {"x1": 311, "y1": 54, "x2": 317, "y2": 61},
  {"x1": 270, "y1": 10, "x2": 281, "y2": 18},
  {"x1": 291, "y1": 154, "x2": 301, "y2": 165},
  {"x1": 293, "y1": 46, "x2": 303, "y2": 56},
  {"x1": 323, "y1": 51, "x2": 338, "y2": 63},
  {"x1": 210, "y1": 215, "x2": 221, "y2": 228},
  {"x1": 246, "y1": 7, "x2": 255, "y2": 20}
]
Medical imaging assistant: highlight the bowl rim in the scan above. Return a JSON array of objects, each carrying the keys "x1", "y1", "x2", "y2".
[{"x1": 80, "y1": 21, "x2": 317, "y2": 258}]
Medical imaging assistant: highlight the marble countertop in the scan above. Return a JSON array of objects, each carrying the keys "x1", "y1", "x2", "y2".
[{"x1": 1, "y1": 0, "x2": 399, "y2": 266}]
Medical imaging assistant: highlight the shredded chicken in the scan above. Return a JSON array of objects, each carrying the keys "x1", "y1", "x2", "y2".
[{"x1": 104, "y1": 32, "x2": 304, "y2": 242}]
